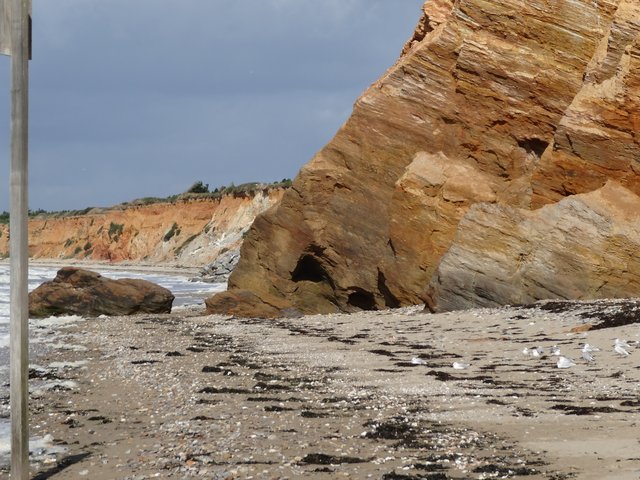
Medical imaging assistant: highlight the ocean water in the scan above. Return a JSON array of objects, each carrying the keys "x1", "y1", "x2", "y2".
[{"x1": 0, "y1": 264, "x2": 225, "y2": 467}]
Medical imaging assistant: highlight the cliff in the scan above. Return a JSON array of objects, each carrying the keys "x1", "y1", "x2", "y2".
[
  {"x1": 0, "y1": 188, "x2": 285, "y2": 272},
  {"x1": 207, "y1": 0, "x2": 640, "y2": 317}
]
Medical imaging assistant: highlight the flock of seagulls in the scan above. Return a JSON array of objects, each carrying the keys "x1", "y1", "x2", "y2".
[
  {"x1": 522, "y1": 339, "x2": 634, "y2": 369},
  {"x1": 408, "y1": 339, "x2": 635, "y2": 371}
]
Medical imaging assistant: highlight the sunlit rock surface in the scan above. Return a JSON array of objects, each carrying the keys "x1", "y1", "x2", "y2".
[{"x1": 207, "y1": 0, "x2": 640, "y2": 317}]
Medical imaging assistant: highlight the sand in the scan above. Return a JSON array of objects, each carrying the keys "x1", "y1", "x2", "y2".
[{"x1": 3, "y1": 298, "x2": 640, "y2": 479}]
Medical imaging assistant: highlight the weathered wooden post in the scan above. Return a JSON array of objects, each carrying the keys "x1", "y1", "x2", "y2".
[{"x1": 1, "y1": 0, "x2": 31, "y2": 478}]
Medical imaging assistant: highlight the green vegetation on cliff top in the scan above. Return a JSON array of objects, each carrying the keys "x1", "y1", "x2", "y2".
[{"x1": 0, "y1": 179, "x2": 292, "y2": 222}]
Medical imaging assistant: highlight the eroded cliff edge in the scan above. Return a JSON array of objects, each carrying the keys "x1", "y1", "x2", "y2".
[
  {"x1": 0, "y1": 188, "x2": 285, "y2": 275},
  {"x1": 206, "y1": 0, "x2": 640, "y2": 317}
]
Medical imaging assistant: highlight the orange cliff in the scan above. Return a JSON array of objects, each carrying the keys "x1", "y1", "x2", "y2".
[
  {"x1": 0, "y1": 188, "x2": 285, "y2": 269},
  {"x1": 206, "y1": 0, "x2": 640, "y2": 317}
]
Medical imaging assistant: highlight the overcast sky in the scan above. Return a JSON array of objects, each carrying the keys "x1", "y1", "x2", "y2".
[{"x1": 0, "y1": 1, "x2": 423, "y2": 211}]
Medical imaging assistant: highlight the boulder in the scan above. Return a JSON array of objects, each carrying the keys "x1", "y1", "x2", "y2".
[
  {"x1": 29, "y1": 267, "x2": 174, "y2": 318},
  {"x1": 425, "y1": 182, "x2": 640, "y2": 312},
  {"x1": 206, "y1": 0, "x2": 640, "y2": 317}
]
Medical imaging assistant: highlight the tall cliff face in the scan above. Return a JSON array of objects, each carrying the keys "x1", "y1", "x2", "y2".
[
  {"x1": 207, "y1": 0, "x2": 640, "y2": 317},
  {"x1": 0, "y1": 189, "x2": 285, "y2": 268}
]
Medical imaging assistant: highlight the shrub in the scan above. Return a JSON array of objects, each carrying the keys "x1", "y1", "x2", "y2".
[
  {"x1": 163, "y1": 222, "x2": 180, "y2": 242},
  {"x1": 185, "y1": 181, "x2": 209, "y2": 194},
  {"x1": 108, "y1": 222, "x2": 124, "y2": 242}
]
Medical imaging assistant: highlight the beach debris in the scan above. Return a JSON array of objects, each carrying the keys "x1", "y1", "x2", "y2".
[
  {"x1": 452, "y1": 362, "x2": 470, "y2": 370},
  {"x1": 556, "y1": 356, "x2": 576, "y2": 369}
]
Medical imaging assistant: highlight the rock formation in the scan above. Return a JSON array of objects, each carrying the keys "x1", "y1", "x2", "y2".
[
  {"x1": 425, "y1": 181, "x2": 640, "y2": 311},
  {"x1": 29, "y1": 267, "x2": 174, "y2": 318},
  {"x1": 206, "y1": 0, "x2": 640, "y2": 317},
  {"x1": 0, "y1": 188, "x2": 285, "y2": 280}
]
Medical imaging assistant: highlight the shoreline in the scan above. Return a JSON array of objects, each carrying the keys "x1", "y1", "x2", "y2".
[
  {"x1": 3, "y1": 300, "x2": 638, "y2": 479},
  {"x1": 0, "y1": 259, "x2": 203, "y2": 278}
]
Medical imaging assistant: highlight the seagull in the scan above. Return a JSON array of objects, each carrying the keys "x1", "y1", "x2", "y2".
[
  {"x1": 615, "y1": 338, "x2": 631, "y2": 349},
  {"x1": 581, "y1": 343, "x2": 599, "y2": 362},
  {"x1": 452, "y1": 362, "x2": 470, "y2": 370},
  {"x1": 614, "y1": 339, "x2": 632, "y2": 356},
  {"x1": 557, "y1": 356, "x2": 576, "y2": 369},
  {"x1": 411, "y1": 357, "x2": 426, "y2": 365},
  {"x1": 581, "y1": 350, "x2": 595, "y2": 363},
  {"x1": 550, "y1": 345, "x2": 561, "y2": 356},
  {"x1": 531, "y1": 347, "x2": 544, "y2": 358},
  {"x1": 522, "y1": 346, "x2": 544, "y2": 358}
]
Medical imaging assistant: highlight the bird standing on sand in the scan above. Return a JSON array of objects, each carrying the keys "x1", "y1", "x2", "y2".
[
  {"x1": 614, "y1": 338, "x2": 631, "y2": 356},
  {"x1": 557, "y1": 356, "x2": 576, "y2": 369},
  {"x1": 581, "y1": 343, "x2": 599, "y2": 363}
]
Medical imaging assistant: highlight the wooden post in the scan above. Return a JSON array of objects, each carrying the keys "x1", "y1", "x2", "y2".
[{"x1": 3, "y1": 0, "x2": 30, "y2": 478}]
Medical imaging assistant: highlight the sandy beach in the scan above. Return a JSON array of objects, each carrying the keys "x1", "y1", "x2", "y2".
[{"x1": 0, "y1": 295, "x2": 637, "y2": 479}]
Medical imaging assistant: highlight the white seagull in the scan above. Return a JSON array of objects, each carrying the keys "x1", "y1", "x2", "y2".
[
  {"x1": 550, "y1": 345, "x2": 561, "y2": 356},
  {"x1": 614, "y1": 339, "x2": 631, "y2": 356},
  {"x1": 557, "y1": 356, "x2": 576, "y2": 369},
  {"x1": 581, "y1": 343, "x2": 599, "y2": 362},
  {"x1": 582, "y1": 343, "x2": 600, "y2": 353},
  {"x1": 523, "y1": 346, "x2": 545, "y2": 358},
  {"x1": 452, "y1": 362, "x2": 470, "y2": 370}
]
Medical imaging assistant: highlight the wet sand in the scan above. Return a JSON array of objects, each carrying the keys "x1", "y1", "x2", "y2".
[{"x1": 3, "y1": 299, "x2": 640, "y2": 479}]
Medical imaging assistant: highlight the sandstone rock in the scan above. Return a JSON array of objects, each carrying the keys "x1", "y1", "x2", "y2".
[
  {"x1": 207, "y1": 0, "x2": 631, "y2": 317},
  {"x1": 0, "y1": 188, "x2": 284, "y2": 267},
  {"x1": 425, "y1": 182, "x2": 640, "y2": 312},
  {"x1": 29, "y1": 267, "x2": 174, "y2": 318},
  {"x1": 531, "y1": 0, "x2": 640, "y2": 206}
]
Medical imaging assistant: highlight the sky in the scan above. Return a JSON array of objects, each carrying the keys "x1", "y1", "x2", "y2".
[{"x1": 0, "y1": 0, "x2": 424, "y2": 212}]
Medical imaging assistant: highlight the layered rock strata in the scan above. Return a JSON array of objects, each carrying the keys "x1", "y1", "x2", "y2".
[
  {"x1": 425, "y1": 182, "x2": 640, "y2": 312},
  {"x1": 208, "y1": 0, "x2": 640, "y2": 317}
]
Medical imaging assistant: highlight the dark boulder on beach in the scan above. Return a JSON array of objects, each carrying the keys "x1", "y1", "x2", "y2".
[{"x1": 29, "y1": 267, "x2": 174, "y2": 318}]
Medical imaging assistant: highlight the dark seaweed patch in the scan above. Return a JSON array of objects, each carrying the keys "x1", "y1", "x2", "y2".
[
  {"x1": 426, "y1": 370, "x2": 458, "y2": 381},
  {"x1": 473, "y1": 464, "x2": 538, "y2": 476},
  {"x1": 368, "y1": 349, "x2": 396, "y2": 357},
  {"x1": 583, "y1": 301, "x2": 640, "y2": 330},
  {"x1": 363, "y1": 416, "x2": 420, "y2": 447},
  {"x1": 383, "y1": 473, "x2": 448, "y2": 480},
  {"x1": 253, "y1": 382, "x2": 290, "y2": 392},
  {"x1": 299, "y1": 453, "x2": 370, "y2": 465},
  {"x1": 300, "y1": 410, "x2": 328, "y2": 418},
  {"x1": 198, "y1": 387, "x2": 251, "y2": 394},
  {"x1": 264, "y1": 405, "x2": 294, "y2": 412},
  {"x1": 550, "y1": 404, "x2": 625, "y2": 415}
]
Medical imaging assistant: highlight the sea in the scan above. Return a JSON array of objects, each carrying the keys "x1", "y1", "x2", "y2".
[{"x1": 0, "y1": 263, "x2": 225, "y2": 467}]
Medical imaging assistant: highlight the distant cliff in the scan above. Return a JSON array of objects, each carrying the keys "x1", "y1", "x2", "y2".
[
  {"x1": 206, "y1": 0, "x2": 640, "y2": 317},
  {"x1": 0, "y1": 187, "x2": 285, "y2": 271}
]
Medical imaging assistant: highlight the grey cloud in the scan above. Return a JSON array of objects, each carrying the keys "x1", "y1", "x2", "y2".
[{"x1": 1, "y1": 0, "x2": 423, "y2": 211}]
